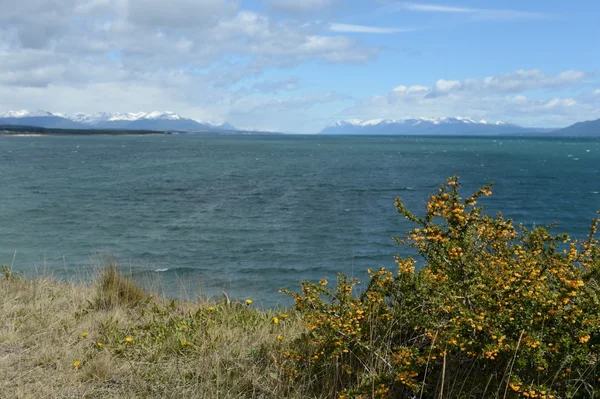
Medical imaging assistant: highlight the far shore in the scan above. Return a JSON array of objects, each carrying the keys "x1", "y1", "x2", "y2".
[
  {"x1": 1, "y1": 132, "x2": 167, "y2": 137},
  {"x1": 1, "y1": 133, "x2": 46, "y2": 136}
]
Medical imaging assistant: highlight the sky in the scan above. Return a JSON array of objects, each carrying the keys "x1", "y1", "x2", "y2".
[{"x1": 0, "y1": 0, "x2": 599, "y2": 133}]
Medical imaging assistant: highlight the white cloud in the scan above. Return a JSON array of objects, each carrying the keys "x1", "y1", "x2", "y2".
[
  {"x1": 342, "y1": 69, "x2": 598, "y2": 128},
  {"x1": 329, "y1": 23, "x2": 411, "y2": 34},
  {"x1": 0, "y1": 7, "x2": 375, "y2": 79},
  {"x1": 434, "y1": 79, "x2": 461, "y2": 93},
  {"x1": 392, "y1": 85, "x2": 428, "y2": 93},
  {"x1": 0, "y1": 1, "x2": 379, "y2": 75},
  {"x1": 594, "y1": 89, "x2": 600, "y2": 95},
  {"x1": 110, "y1": 9, "x2": 379, "y2": 68},
  {"x1": 427, "y1": 69, "x2": 589, "y2": 97},
  {"x1": 401, "y1": 3, "x2": 471, "y2": 13},
  {"x1": 397, "y1": 2, "x2": 555, "y2": 20},
  {"x1": 542, "y1": 98, "x2": 577, "y2": 109}
]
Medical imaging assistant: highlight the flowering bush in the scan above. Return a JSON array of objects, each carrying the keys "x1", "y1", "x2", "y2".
[{"x1": 283, "y1": 176, "x2": 600, "y2": 398}]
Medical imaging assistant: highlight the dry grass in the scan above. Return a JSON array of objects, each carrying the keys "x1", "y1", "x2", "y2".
[
  {"x1": 0, "y1": 266, "x2": 309, "y2": 399},
  {"x1": 92, "y1": 257, "x2": 149, "y2": 310}
]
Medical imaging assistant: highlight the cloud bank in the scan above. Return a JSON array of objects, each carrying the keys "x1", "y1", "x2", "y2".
[{"x1": 343, "y1": 69, "x2": 597, "y2": 128}]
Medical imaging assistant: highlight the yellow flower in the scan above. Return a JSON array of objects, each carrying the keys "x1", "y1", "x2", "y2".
[
  {"x1": 96, "y1": 342, "x2": 103, "y2": 348},
  {"x1": 73, "y1": 361, "x2": 81, "y2": 368},
  {"x1": 245, "y1": 299, "x2": 253, "y2": 306},
  {"x1": 125, "y1": 337, "x2": 133, "y2": 343},
  {"x1": 508, "y1": 382, "x2": 521, "y2": 392},
  {"x1": 208, "y1": 306, "x2": 215, "y2": 311},
  {"x1": 579, "y1": 335, "x2": 590, "y2": 343},
  {"x1": 279, "y1": 313, "x2": 288, "y2": 319},
  {"x1": 181, "y1": 339, "x2": 189, "y2": 346},
  {"x1": 272, "y1": 317, "x2": 279, "y2": 324},
  {"x1": 81, "y1": 332, "x2": 88, "y2": 338},
  {"x1": 277, "y1": 335, "x2": 284, "y2": 341}
]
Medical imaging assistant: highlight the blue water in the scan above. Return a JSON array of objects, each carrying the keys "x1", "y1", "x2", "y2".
[{"x1": 1, "y1": 135, "x2": 599, "y2": 306}]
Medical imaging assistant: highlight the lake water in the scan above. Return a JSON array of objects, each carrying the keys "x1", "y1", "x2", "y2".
[{"x1": 1, "y1": 134, "x2": 598, "y2": 307}]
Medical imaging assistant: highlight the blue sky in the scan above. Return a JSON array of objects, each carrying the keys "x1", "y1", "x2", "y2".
[{"x1": 0, "y1": 0, "x2": 599, "y2": 132}]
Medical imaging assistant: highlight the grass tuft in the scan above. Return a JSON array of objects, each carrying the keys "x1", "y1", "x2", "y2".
[{"x1": 93, "y1": 258, "x2": 148, "y2": 309}]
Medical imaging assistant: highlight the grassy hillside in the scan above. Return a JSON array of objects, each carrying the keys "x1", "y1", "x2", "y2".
[{"x1": 0, "y1": 264, "x2": 306, "y2": 398}]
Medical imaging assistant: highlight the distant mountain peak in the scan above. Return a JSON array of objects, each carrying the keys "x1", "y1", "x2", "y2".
[
  {"x1": 320, "y1": 116, "x2": 535, "y2": 135},
  {"x1": 67, "y1": 111, "x2": 191, "y2": 124},
  {"x1": 331, "y1": 117, "x2": 511, "y2": 128},
  {"x1": 0, "y1": 109, "x2": 64, "y2": 118},
  {"x1": 0, "y1": 109, "x2": 235, "y2": 132}
]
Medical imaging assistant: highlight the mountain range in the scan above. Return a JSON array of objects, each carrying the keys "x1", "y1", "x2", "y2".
[
  {"x1": 1, "y1": 110, "x2": 599, "y2": 136},
  {"x1": 319, "y1": 117, "x2": 560, "y2": 135},
  {"x1": 0, "y1": 110, "x2": 235, "y2": 131}
]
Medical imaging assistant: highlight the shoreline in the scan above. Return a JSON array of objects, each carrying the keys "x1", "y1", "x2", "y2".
[
  {"x1": 0, "y1": 133, "x2": 45, "y2": 136},
  {"x1": 0, "y1": 131, "x2": 169, "y2": 137}
]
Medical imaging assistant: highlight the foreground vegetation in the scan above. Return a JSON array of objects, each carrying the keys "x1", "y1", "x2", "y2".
[
  {"x1": 1, "y1": 177, "x2": 599, "y2": 398},
  {"x1": 1, "y1": 263, "x2": 308, "y2": 398}
]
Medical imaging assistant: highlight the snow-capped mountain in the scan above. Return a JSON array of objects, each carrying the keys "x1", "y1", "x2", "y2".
[
  {"x1": 65, "y1": 110, "x2": 234, "y2": 131},
  {"x1": 70, "y1": 111, "x2": 207, "y2": 124},
  {"x1": 0, "y1": 110, "x2": 235, "y2": 131},
  {"x1": 320, "y1": 117, "x2": 542, "y2": 135},
  {"x1": 0, "y1": 110, "x2": 84, "y2": 129},
  {"x1": 0, "y1": 110, "x2": 66, "y2": 118}
]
